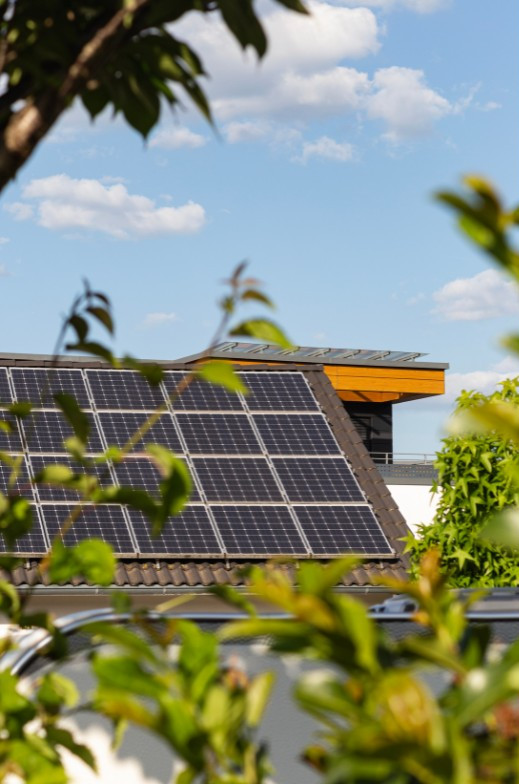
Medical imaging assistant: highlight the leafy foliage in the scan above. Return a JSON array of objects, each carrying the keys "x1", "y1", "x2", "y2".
[
  {"x1": 0, "y1": 0, "x2": 307, "y2": 190},
  {"x1": 408, "y1": 380, "x2": 519, "y2": 587},
  {"x1": 221, "y1": 553, "x2": 519, "y2": 784},
  {"x1": 87, "y1": 618, "x2": 274, "y2": 784}
]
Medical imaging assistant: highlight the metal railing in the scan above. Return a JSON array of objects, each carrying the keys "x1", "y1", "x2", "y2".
[{"x1": 370, "y1": 452, "x2": 436, "y2": 465}]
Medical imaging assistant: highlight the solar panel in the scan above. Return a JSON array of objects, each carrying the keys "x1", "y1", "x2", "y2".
[
  {"x1": 87, "y1": 370, "x2": 165, "y2": 410},
  {"x1": 242, "y1": 372, "x2": 319, "y2": 411},
  {"x1": 11, "y1": 368, "x2": 90, "y2": 408},
  {"x1": 30, "y1": 456, "x2": 111, "y2": 502},
  {"x1": 22, "y1": 411, "x2": 103, "y2": 453},
  {"x1": 0, "y1": 369, "x2": 12, "y2": 406},
  {"x1": 42, "y1": 504, "x2": 136, "y2": 554},
  {"x1": 294, "y1": 506, "x2": 393, "y2": 555},
  {"x1": 0, "y1": 412, "x2": 23, "y2": 452},
  {"x1": 253, "y1": 414, "x2": 341, "y2": 455},
  {"x1": 97, "y1": 412, "x2": 182, "y2": 451},
  {"x1": 193, "y1": 457, "x2": 283, "y2": 502},
  {"x1": 0, "y1": 505, "x2": 48, "y2": 554},
  {"x1": 0, "y1": 457, "x2": 35, "y2": 500},
  {"x1": 165, "y1": 372, "x2": 243, "y2": 411},
  {"x1": 212, "y1": 505, "x2": 307, "y2": 555},
  {"x1": 272, "y1": 457, "x2": 364, "y2": 502},
  {"x1": 177, "y1": 414, "x2": 261, "y2": 454},
  {"x1": 128, "y1": 507, "x2": 223, "y2": 556},
  {"x1": 114, "y1": 456, "x2": 200, "y2": 501},
  {"x1": 0, "y1": 362, "x2": 399, "y2": 565}
]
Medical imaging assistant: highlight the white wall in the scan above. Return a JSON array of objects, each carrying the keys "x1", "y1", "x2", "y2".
[{"x1": 387, "y1": 484, "x2": 439, "y2": 535}]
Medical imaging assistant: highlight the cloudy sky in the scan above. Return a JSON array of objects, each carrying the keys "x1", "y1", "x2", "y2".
[{"x1": 1, "y1": 0, "x2": 517, "y2": 453}]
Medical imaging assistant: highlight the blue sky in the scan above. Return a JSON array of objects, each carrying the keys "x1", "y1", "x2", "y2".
[{"x1": 0, "y1": 0, "x2": 517, "y2": 454}]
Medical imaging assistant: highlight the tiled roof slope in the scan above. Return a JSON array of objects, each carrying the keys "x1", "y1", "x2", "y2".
[
  {"x1": 4, "y1": 558, "x2": 406, "y2": 589},
  {"x1": 0, "y1": 357, "x2": 410, "y2": 588}
]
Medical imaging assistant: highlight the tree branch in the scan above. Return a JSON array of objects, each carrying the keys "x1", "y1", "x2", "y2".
[{"x1": 0, "y1": 0, "x2": 152, "y2": 193}]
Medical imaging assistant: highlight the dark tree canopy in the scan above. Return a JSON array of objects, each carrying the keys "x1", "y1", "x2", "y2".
[{"x1": 0, "y1": 0, "x2": 307, "y2": 192}]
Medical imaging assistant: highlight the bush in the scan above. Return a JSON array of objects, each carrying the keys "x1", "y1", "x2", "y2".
[{"x1": 409, "y1": 379, "x2": 519, "y2": 587}]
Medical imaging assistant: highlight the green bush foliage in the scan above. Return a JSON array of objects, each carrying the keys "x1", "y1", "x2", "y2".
[{"x1": 409, "y1": 379, "x2": 519, "y2": 587}]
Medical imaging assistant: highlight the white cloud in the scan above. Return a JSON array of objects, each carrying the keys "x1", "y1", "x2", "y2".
[
  {"x1": 445, "y1": 357, "x2": 519, "y2": 404},
  {"x1": 0, "y1": 237, "x2": 9, "y2": 244},
  {"x1": 480, "y1": 100, "x2": 501, "y2": 112},
  {"x1": 224, "y1": 120, "x2": 272, "y2": 143},
  {"x1": 4, "y1": 201, "x2": 34, "y2": 221},
  {"x1": 177, "y1": 1, "x2": 379, "y2": 120},
  {"x1": 333, "y1": 0, "x2": 449, "y2": 11},
  {"x1": 142, "y1": 312, "x2": 179, "y2": 328},
  {"x1": 365, "y1": 66, "x2": 451, "y2": 141},
  {"x1": 433, "y1": 269, "x2": 519, "y2": 322},
  {"x1": 11, "y1": 175, "x2": 205, "y2": 239},
  {"x1": 295, "y1": 135, "x2": 355, "y2": 163},
  {"x1": 214, "y1": 65, "x2": 369, "y2": 121},
  {"x1": 150, "y1": 126, "x2": 208, "y2": 149},
  {"x1": 0, "y1": 265, "x2": 9, "y2": 277}
]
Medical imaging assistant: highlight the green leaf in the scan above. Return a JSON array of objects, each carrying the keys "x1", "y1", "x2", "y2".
[
  {"x1": 0, "y1": 497, "x2": 33, "y2": 546},
  {"x1": 209, "y1": 585, "x2": 257, "y2": 616},
  {"x1": 34, "y1": 463, "x2": 75, "y2": 485},
  {"x1": 240, "y1": 289, "x2": 274, "y2": 308},
  {"x1": 53, "y1": 393, "x2": 90, "y2": 444},
  {"x1": 230, "y1": 319, "x2": 293, "y2": 349},
  {"x1": 8, "y1": 402, "x2": 33, "y2": 418},
  {"x1": 46, "y1": 726, "x2": 97, "y2": 772},
  {"x1": 65, "y1": 341, "x2": 116, "y2": 365},
  {"x1": 122, "y1": 356, "x2": 164, "y2": 386},
  {"x1": 86, "y1": 305, "x2": 114, "y2": 335},
  {"x1": 68, "y1": 314, "x2": 88, "y2": 342},
  {"x1": 38, "y1": 673, "x2": 79, "y2": 713},
  {"x1": 49, "y1": 539, "x2": 116, "y2": 586},
  {"x1": 84, "y1": 623, "x2": 159, "y2": 664},
  {"x1": 245, "y1": 671, "x2": 275, "y2": 726},
  {"x1": 480, "y1": 508, "x2": 519, "y2": 550},
  {"x1": 196, "y1": 362, "x2": 248, "y2": 395}
]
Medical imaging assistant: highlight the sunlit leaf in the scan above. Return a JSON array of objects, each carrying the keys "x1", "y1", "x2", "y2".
[
  {"x1": 196, "y1": 362, "x2": 248, "y2": 395},
  {"x1": 230, "y1": 319, "x2": 293, "y2": 349}
]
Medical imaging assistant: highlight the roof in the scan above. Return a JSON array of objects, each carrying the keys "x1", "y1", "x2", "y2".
[
  {"x1": 3, "y1": 558, "x2": 406, "y2": 590},
  {"x1": 0, "y1": 356, "x2": 410, "y2": 588},
  {"x1": 178, "y1": 341, "x2": 449, "y2": 371}
]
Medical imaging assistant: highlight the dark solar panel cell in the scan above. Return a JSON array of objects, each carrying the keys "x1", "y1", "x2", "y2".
[
  {"x1": 0, "y1": 507, "x2": 47, "y2": 555},
  {"x1": 177, "y1": 414, "x2": 261, "y2": 454},
  {"x1": 165, "y1": 372, "x2": 243, "y2": 411},
  {"x1": 212, "y1": 505, "x2": 307, "y2": 555},
  {"x1": 0, "y1": 369, "x2": 12, "y2": 406},
  {"x1": 22, "y1": 411, "x2": 103, "y2": 453},
  {"x1": 87, "y1": 370, "x2": 165, "y2": 409},
  {"x1": 193, "y1": 457, "x2": 283, "y2": 502},
  {"x1": 11, "y1": 368, "x2": 90, "y2": 408},
  {"x1": 253, "y1": 414, "x2": 340, "y2": 455},
  {"x1": 98, "y1": 412, "x2": 182, "y2": 452},
  {"x1": 272, "y1": 457, "x2": 364, "y2": 502},
  {"x1": 242, "y1": 372, "x2": 319, "y2": 411},
  {"x1": 115, "y1": 457, "x2": 199, "y2": 501},
  {"x1": 0, "y1": 457, "x2": 34, "y2": 499},
  {"x1": 294, "y1": 506, "x2": 393, "y2": 556},
  {"x1": 42, "y1": 504, "x2": 135, "y2": 554},
  {"x1": 129, "y1": 507, "x2": 222, "y2": 556},
  {"x1": 0, "y1": 412, "x2": 23, "y2": 452},
  {"x1": 30, "y1": 456, "x2": 111, "y2": 502}
]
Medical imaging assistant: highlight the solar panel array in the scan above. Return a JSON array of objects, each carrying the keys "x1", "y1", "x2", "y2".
[{"x1": 0, "y1": 367, "x2": 393, "y2": 558}]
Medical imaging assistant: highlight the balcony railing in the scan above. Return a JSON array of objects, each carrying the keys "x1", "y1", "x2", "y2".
[
  {"x1": 370, "y1": 452, "x2": 436, "y2": 465},
  {"x1": 370, "y1": 453, "x2": 437, "y2": 483}
]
